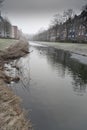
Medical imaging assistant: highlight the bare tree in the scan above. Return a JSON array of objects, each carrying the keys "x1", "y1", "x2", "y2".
[
  {"x1": 62, "y1": 9, "x2": 75, "y2": 41},
  {"x1": 81, "y1": 4, "x2": 87, "y2": 33},
  {"x1": 0, "y1": 0, "x2": 4, "y2": 7},
  {"x1": 50, "y1": 13, "x2": 64, "y2": 41},
  {"x1": 51, "y1": 13, "x2": 64, "y2": 26},
  {"x1": 82, "y1": 4, "x2": 87, "y2": 12},
  {"x1": 4, "y1": 17, "x2": 12, "y2": 37},
  {"x1": 63, "y1": 9, "x2": 75, "y2": 21}
]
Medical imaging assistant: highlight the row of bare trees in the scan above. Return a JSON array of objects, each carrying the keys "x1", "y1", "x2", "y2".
[{"x1": 33, "y1": 4, "x2": 87, "y2": 42}]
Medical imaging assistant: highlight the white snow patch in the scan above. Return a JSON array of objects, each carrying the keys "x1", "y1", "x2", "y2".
[{"x1": 71, "y1": 53, "x2": 87, "y2": 65}]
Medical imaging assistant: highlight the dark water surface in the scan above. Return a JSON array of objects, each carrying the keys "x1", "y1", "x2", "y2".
[{"x1": 11, "y1": 42, "x2": 87, "y2": 130}]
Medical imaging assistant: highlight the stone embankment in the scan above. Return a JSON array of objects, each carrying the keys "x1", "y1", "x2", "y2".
[{"x1": 0, "y1": 39, "x2": 32, "y2": 130}]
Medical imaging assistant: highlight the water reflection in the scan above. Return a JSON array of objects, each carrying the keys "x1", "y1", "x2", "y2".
[
  {"x1": 31, "y1": 45, "x2": 87, "y2": 95},
  {"x1": 10, "y1": 42, "x2": 87, "y2": 130}
]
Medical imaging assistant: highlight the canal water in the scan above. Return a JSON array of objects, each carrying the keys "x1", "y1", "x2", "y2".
[{"x1": 10, "y1": 42, "x2": 87, "y2": 130}]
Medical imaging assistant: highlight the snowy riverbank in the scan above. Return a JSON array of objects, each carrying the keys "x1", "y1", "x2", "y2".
[
  {"x1": 35, "y1": 41, "x2": 87, "y2": 56},
  {"x1": 34, "y1": 41, "x2": 87, "y2": 65}
]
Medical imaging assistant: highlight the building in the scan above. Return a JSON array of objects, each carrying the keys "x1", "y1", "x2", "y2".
[
  {"x1": 0, "y1": 14, "x2": 4, "y2": 37},
  {"x1": 11, "y1": 26, "x2": 19, "y2": 39},
  {"x1": 0, "y1": 11, "x2": 21, "y2": 39},
  {"x1": 33, "y1": 8, "x2": 87, "y2": 43}
]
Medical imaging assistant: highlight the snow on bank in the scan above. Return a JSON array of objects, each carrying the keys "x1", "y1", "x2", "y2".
[
  {"x1": 71, "y1": 53, "x2": 87, "y2": 65},
  {"x1": 36, "y1": 41, "x2": 87, "y2": 65}
]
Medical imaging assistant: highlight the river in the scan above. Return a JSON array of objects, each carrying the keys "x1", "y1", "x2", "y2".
[{"x1": 10, "y1": 41, "x2": 87, "y2": 130}]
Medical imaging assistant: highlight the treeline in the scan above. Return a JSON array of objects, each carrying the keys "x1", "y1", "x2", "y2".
[{"x1": 33, "y1": 4, "x2": 87, "y2": 43}]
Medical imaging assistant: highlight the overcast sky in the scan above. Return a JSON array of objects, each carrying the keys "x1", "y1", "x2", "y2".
[{"x1": 1, "y1": 0, "x2": 87, "y2": 34}]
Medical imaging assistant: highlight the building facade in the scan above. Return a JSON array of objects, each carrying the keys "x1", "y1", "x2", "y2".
[{"x1": 33, "y1": 9, "x2": 87, "y2": 43}]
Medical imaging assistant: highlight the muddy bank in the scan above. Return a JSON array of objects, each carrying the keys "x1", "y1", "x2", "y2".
[{"x1": 0, "y1": 40, "x2": 32, "y2": 130}]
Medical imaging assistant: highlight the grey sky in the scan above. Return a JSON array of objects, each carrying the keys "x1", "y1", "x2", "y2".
[{"x1": 2, "y1": 0, "x2": 87, "y2": 34}]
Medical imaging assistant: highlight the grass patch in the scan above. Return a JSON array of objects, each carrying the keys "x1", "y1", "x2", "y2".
[{"x1": 0, "y1": 38, "x2": 18, "y2": 50}]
